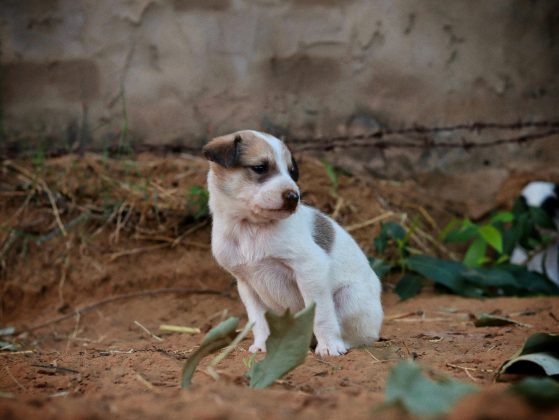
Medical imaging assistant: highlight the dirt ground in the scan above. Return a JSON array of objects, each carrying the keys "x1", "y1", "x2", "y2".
[{"x1": 1, "y1": 154, "x2": 558, "y2": 419}]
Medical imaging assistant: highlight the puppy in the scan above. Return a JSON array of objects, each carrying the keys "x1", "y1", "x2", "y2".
[
  {"x1": 510, "y1": 181, "x2": 559, "y2": 286},
  {"x1": 203, "y1": 130, "x2": 383, "y2": 356}
]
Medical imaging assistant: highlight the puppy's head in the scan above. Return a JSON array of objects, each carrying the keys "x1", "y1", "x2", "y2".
[{"x1": 203, "y1": 130, "x2": 300, "y2": 223}]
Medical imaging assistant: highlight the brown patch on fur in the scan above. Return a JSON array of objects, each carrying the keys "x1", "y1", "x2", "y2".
[
  {"x1": 313, "y1": 211, "x2": 335, "y2": 253},
  {"x1": 236, "y1": 131, "x2": 275, "y2": 167},
  {"x1": 204, "y1": 131, "x2": 276, "y2": 168},
  {"x1": 203, "y1": 135, "x2": 241, "y2": 168}
]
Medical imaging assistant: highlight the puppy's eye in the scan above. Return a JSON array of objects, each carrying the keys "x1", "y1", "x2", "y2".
[
  {"x1": 289, "y1": 167, "x2": 297, "y2": 180},
  {"x1": 250, "y1": 163, "x2": 269, "y2": 174},
  {"x1": 289, "y1": 158, "x2": 299, "y2": 182}
]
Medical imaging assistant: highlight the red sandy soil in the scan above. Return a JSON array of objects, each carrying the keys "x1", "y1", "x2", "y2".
[{"x1": 1, "y1": 154, "x2": 558, "y2": 419}]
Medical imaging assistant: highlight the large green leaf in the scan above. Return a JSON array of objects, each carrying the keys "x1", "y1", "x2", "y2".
[
  {"x1": 478, "y1": 224, "x2": 503, "y2": 253},
  {"x1": 394, "y1": 272, "x2": 423, "y2": 300},
  {"x1": 249, "y1": 303, "x2": 315, "y2": 389},
  {"x1": 384, "y1": 361, "x2": 478, "y2": 416},
  {"x1": 405, "y1": 255, "x2": 483, "y2": 297},
  {"x1": 501, "y1": 353, "x2": 559, "y2": 376},
  {"x1": 509, "y1": 377, "x2": 559, "y2": 408},
  {"x1": 460, "y1": 267, "x2": 519, "y2": 287},
  {"x1": 463, "y1": 237, "x2": 487, "y2": 267},
  {"x1": 498, "y1": 333, "x2": 559, "y2": 379},
  {"x1": 499, "y1": 265, "x2": 559, "y2": 295},
  {"x1": 181, "y1": 317, "x2": 240, "y2": 388}
]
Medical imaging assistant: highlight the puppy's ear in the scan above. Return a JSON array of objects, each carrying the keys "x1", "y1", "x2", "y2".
[{"x1": 203, "y1": 134, "x2": 242, "y2": 168}]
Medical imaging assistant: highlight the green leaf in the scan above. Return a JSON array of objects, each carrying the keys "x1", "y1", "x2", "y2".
[
  {"x1": 181, "y1": 317, "x2": 240, "y2": 388},
  {"x1": 374, "y1": 222, "x2": 404, "y2": 253},
  {"x1": 0, "y1": 327, "x2": 15, "y2": 336},
  {"x1": 509, "y1": 377, "x2": 559, "y2": 408},
  {"x1": 530, "y1": 207, "x2": 556, "y2": 230},
  {"x1": 501, "y1": 353, "x2": 559, "y2": 376},
  {"x1": 460, "y1": 267, "x2": 519, "y2": 287},
  {"x1": 498, "y1": 333, "x2": 559, "y2": 379},
  {"x1": 473, "y1": 313, "x2": 524, "y2": 327},
  {"x1": 495, "y1": 254, "x2": 509, "y2": 264},
  {"x1": 478, "y1": 225, "x2": 503, "y2": 253},
  {"x1": 440, "y1": 218, "x2": 463, "y2": 241},
  {"x1": 500, "y1": 265, "x2": 559, "y2": 295},
  {"x1": 375, "y1": 222, "x2": 407, "y2": 254},
  {"x1": 249, "y1": 303, "x2": 315, "y2": 389},
  {"x1": 394, "y1": 272, "x2": 423, "y2": 300},
  {"x1": 368, "y1": 257, "x2": 393, "y2": 278},
  {"x1": 490, "y1": 212, "x2": 514, "y2": 224},
  {"x1": 0, "y1": 341, "x2": 18, "y2": 351},
  {"x1": 384, "y1": 361, "x2": 478, "y2": 417},
  {"x1": 406, "y1": 255, "x2": 482, "y2": 297},
  {"x1": 444, "y1": 226, "x2": 478, "y2": 243},
  {"x1": 384, "y1": 222, "x2": 407, "y2": 241},
  {"x1": 463, "y1": 237, "x2": 488, "y2": 267}
]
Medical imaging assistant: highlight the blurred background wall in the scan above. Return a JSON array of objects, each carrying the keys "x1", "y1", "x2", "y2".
[{"x1": 1, "y1": 0, "x2": 558, "y2": 175}]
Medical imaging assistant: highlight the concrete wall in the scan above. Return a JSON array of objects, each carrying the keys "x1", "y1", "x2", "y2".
[{"x1": 1, "y1": 0, "x2": 558, "y2": 168}]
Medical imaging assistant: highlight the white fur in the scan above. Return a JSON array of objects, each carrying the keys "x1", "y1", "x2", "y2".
[
  {"x1": 206, "y1": 131, "x2": 383, "y2": 356},
  {"x1": 521, "y1": 181, "x2": 556, "y2": 208}
]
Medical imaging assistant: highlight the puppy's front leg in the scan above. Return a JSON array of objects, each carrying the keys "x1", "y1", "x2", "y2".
[
  {"x1": 237, "y1": 280, "x2": 269, "y2": 352},
  {"x1": 294, "y1": 267, "x2": 346, "y2": 356}
]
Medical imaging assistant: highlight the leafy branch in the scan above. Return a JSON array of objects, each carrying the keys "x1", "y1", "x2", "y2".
[{"x1": 370, "y1": 199, "x2": 559, "y2": 299}]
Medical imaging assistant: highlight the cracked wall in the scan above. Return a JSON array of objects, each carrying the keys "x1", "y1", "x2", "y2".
[{"x1": 1, "y1": 0, "x2": 558, "y2": 171}]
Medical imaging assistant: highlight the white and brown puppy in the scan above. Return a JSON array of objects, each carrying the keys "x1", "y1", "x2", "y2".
[{"x1": 203, "y1": 130, "x2": 383, "y2": 356}]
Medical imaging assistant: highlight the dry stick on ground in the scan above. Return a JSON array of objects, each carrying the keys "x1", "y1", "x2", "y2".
[
  {"x1": 5, "y1": 367, "x2": 26, "y2": 391},
  {"x1": 44, "y1": 183, "x2": 67, "y2": 237},
  {"x1": 4, "y1": 161, "x2": 67, "y2": 236},
  {"x1": 0, "y1": 351, "x2": 34, "y2": 356},
  {"x1": 25, "y1": 288, "x2": 230, "y2": 333},
  {"x1": 0, "y1": 190, "x2": 35, "y2": 230},
  {"x1": 402, "y1": 203, "x2": 441, "y2": 233},
  {"x1": 134, "y1": 320, "x2": 163, "y2": 342},
  {"x1": 385, "y1": 311, "x2": 424, "y2": 321},
  {"x1": 413, "y1": 224, "x2": 459, "y2": 260},
  {"x1": 345, "y1": 211, "x2": 395, "y2": 232},
  {"x1": 331, "y1": 196, "x2": 345, "y2": 220},
  {"x1": 446, "y1": 363, "x2": 485, "y2": 382},
  {"x1": 108, "y1": 243, "x2": 170, "y2": 262},
  {"x1": 401, "y1": 339, "x2": 413, "y2": 358},
  {"x1": 172, "y1": 220, "x2": 209, "y2": 247},
  {"x1": 58, "y1": 241, "x2": 72, "y2": 307},
  {"x1": 135, "y1": 372, "x2": 157, "y2": 391}
]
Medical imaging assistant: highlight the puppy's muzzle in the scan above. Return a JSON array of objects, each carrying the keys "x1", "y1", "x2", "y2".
[{"x1": 282, "y1": 190, "x2": 299, "y2": 212}]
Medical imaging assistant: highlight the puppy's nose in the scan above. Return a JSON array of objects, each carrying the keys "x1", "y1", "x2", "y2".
[{"x1": 282, "y1": 190, "x2": 299, "y2": 211}]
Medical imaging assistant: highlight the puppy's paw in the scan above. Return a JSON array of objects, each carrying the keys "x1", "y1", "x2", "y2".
[
  {"x1": 315, "y1": 338, "x2": 347, "y2": 357},
  {"x1": 249, "y1": 342, "x2": 267, "y2": 353}
]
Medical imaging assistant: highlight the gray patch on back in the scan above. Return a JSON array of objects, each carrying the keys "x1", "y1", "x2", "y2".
[{"x1": 313, "y1": 211, "x2": 335, "y2": 253}]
